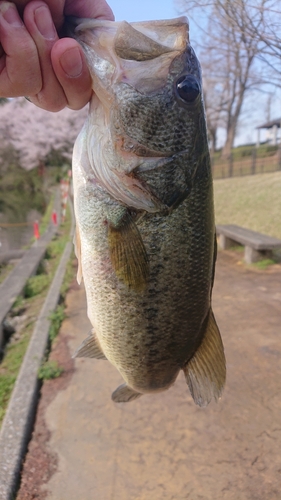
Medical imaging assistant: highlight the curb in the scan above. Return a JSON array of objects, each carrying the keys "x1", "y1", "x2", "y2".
[
  {"x1": 0, "y1": 190, "x2": 61, "y2": 349},
  {"x1": 0, "y1": 200, "x2": 75, "y2": 500}
]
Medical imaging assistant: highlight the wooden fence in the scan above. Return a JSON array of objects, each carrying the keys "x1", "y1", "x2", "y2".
[{"x1": 211, "y1": 150, "x2": 281, "y2": 179}]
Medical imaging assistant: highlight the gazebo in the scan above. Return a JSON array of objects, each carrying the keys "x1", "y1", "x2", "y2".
[{"x1": 256, "y1": 118, "x2": 281, "y2": 147}]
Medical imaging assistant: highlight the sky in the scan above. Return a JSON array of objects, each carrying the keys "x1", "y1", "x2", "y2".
[
  {"x1": 108, "y1": 0, "x2": 200, "y2": 46},
  {"x1": 104, "y1": 0, "x2": 280, "y2": 148},
  {"x1": 108, "y1": 0, "x2": 179, "y2": 23},
  {"x1": 106, "y1": 0, "x2": 198, "y2": 44}
]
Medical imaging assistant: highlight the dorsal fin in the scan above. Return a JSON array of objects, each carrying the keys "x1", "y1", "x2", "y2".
[{"x1": 114, "y1": 21, "x2": 172, "y2": 61}]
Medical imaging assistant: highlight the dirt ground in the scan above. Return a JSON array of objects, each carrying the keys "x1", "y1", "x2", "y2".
[{"x1": 16, "y1": 251, "x2": 281, "y2": 500}]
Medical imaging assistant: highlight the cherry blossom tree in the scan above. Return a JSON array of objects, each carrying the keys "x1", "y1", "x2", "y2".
[{"x1": 0, "y1": 97, "x2": 88, "y2": 171}]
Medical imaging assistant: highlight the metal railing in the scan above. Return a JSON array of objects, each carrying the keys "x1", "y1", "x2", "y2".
[{"x1": 211, "y1": 150, "x2": 281, "y2": 179}]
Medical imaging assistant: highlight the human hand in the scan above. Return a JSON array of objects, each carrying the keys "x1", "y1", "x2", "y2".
[{"x1": 0, "y1": 0, "x2": 114, "y2": 111}]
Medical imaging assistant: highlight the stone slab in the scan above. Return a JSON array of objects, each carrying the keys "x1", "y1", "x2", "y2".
[{"x1": 216, "y1": 224, "x2": 281, "y2": 250}]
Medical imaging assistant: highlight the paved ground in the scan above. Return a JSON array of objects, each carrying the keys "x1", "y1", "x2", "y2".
[{"x1": 17, "y1": 251, "x2": 281, "y2": 500}]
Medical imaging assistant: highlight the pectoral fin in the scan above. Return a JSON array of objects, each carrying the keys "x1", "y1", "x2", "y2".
[
  {"x1": 73, "y1": 226, "x2": 83, "y2": 285},
  {"x1": 108, "y1": 210, "x2": 149, "y2": 291},
  {"x1": 112, "y1": 383, "x2": 142, "y2": 403},
  {"x1": 183, "y1": 310, "x2": 226, "y2": 407},
  {"x1": 73, "y1": 331, "x2": 107, "y2": 360}
]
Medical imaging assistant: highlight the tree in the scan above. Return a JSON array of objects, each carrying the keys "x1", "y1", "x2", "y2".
[
  {"x1": 177, "y1": 0, "x2": 281, "y2": 157},
  {"x1": 241, "y1": 0, "x2": 281, "y2": 78},
  {"x1": 201, "y1": 59, "x2": 228, "y2": 155},
  {"x1": 0, "y1": 98, "x2": 87, "y2": 171}
]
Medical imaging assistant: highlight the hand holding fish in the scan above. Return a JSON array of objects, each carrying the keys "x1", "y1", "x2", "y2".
[{"x1": 0, "y1": 0, "x2": 114, "y2": 110}]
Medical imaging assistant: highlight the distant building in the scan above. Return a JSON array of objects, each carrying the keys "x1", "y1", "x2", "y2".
[{"x1": 256, "y1": 118, "x2": 281, "y2": 147}]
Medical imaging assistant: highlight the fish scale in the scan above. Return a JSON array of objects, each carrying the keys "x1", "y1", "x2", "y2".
[
  {"x1": 115, "y1": 85, "x2": 197, "y2": 153},
  {"x1": 70, "y1": 16, "x2": 226, "y2": 406}
]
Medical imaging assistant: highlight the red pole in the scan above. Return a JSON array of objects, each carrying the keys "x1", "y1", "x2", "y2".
[
  {"x1": 33, "y1": 221, "x2": 40, "y2": 240},
  {"x1": 52, "y1": 210, "x2": 57, "y2": 225}
]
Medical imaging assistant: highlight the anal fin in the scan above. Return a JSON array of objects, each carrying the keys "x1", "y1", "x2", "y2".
[
  {"x1": 73, "y1": 330, "x2": 107, "y2": 360},
  {"x1": 183, "y1": 309, "x2": 226, "y2": 407},
  {"x1": 111, "y1": 383, "x2": 142, "y2": 403}
]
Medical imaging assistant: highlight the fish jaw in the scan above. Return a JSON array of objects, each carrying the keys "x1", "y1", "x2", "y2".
[
  {"x1": 70, "y1": 17, "x2": 189, "y2": 96},
  {"x1": 70, "y1": 18, "x2": 192, "y2": 131}
]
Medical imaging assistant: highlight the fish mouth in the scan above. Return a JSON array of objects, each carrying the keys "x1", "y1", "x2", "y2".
[
  {"x1": 67, "y1": 16, "x2": 189, "y2": 51},
  {"x1": 66, "y1": 16, "x2": 190, "y2": 94}
]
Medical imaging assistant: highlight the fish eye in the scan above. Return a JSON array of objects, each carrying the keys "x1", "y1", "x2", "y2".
[{"x1": 176, "y1": 75, "x2": 200, "y2": 103}]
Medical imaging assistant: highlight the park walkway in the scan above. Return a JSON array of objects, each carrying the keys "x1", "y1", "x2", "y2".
[{"x1": 18, "y1": 250, "x2": 281, "y2": 500}]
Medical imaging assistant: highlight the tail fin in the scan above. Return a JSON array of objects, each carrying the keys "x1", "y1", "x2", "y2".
[{"x1": 183, "y1": 310, "x2": 226, "y2": 407}]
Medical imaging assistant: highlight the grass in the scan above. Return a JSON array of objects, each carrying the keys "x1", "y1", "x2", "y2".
[
  {"x1": 0, "y1": 263, "x2": 14, "y2": 285},
  {"x1": 0, "y1": 204, "x2": 75, "y2": 427},
  {"x1": 24, "y1": 274, "x2": 50, "y2": 298},
  {"x1": 252, "y1": 259, "x2": 276, "y2": 270},
  {"x1": 214, "y1": 171, "x2": 281, "y2": 240},
  {"x1": 0, "y1": 199, "x2": 57, "y2": 289},
  {"x1": 48, "y1": 305, "x2": 66, "y2": 343},
  {"x1": 37, "y1": 248, "x2": 75, "y2": 377},
  {"x1": 37, "y1": 192, "x2": 55, "y2": 236},
  {"x1": 38, "y1": 360, "x2": 64, "y2": 380},
  {"x1": 0, "y1": 327, "x2": 31, "y2": 424}
]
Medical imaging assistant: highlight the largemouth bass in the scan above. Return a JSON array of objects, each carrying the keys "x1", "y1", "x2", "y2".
[{"x1": 70, "y1": 17, "x2": 226, "y2": 406}]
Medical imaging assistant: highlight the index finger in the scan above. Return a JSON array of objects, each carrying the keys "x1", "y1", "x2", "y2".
[
  {"x1": 7, "y1": 0, "x2": 65, "y2": 30},
  {"x1": 0, "y1": 2, "x2": 41, "y2": 96}
]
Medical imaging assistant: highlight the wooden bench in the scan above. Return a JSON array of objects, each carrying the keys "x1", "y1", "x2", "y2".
[{"x1": 216, "y1": 224, "x2": 281, "y2": 264}]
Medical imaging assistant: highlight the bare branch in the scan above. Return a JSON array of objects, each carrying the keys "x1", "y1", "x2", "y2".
[{"x1": 176, "y1": 0, "x2": 281, "y2": 156}]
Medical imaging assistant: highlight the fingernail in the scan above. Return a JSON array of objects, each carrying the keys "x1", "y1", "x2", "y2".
[
  {"x1": 0, "y1": 3, "x2": 23, "y2": 27},
  {"x1": 60, "y1": 48, "x2": 83, "y2": 77},
  {"x1": 34, "y1": 5, "x2": 56, "y2": 40}
]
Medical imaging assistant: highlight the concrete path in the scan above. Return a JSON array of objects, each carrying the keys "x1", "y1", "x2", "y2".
[
  {"x1": 18, "y1": 251, "x2": 281, "y2": 500},
  {"x1": 0, "y1": 190, "x2": 60, "y2": 348}
]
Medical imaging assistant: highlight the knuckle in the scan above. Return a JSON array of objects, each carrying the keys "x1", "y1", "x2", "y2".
[
  {"x1": 35, "y1": 91, "x2": 66, "y2": 112},
  {"x1": 14, "y1": 74, "x2": 42, "y2": 96},
  {"x1": 67, "y1": 102, "x2": 87, "y2": 111}
]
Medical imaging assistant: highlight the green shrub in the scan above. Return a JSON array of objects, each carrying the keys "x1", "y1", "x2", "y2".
[
  {"x1": 265, "y1": 145, "x2": 278, "y2": 155},
  {"x1": 252, "y1": 259, "x2": 275, "y2": 270},
  {"x1": 24, "y1": 274, "x2": 49, "y2": 298},
  {"x1": 0, "y1": 373, "x2": 17, "y2": 424},
  {"x1": 49, "y1": 305, "x2": 66, "y2": 342},
  {"x1": 38, "y1": 360, "x2": 64, "y2": 380}
]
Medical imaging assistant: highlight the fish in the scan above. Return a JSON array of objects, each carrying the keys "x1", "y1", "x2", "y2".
[{"x1": 69, "y1": 16, "x2": 226, "y2": 406}]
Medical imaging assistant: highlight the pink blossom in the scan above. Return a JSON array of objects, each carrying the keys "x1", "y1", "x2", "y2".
[{"x1": 0, "y1": 98, "x2": 88, "y2": 170}]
